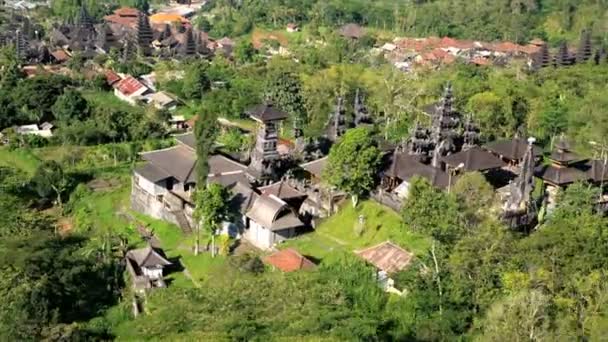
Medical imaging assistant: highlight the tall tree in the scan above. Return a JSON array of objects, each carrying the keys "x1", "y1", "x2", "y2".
[
  {"x1": 194, "y1": 109, "x2": 219, "y2": 186},
  {"x1": 192, "y1": 183, "x2": 231, "y2": 256},
  {"x1": 322, "y1": 127, "x2": 381, "y2": 207},
  {"x1": 182, "y1": 61, "x2": 210, "y2": 100},
  {"x1": 30, "y1": 161, "x2": 69, "y2": 208},
  {"x1": 51, "y1": 88, "x2": 90, "y2": 123}
]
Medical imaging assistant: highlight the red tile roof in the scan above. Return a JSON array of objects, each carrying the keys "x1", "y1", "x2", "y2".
[
  {"x1": 115, "y1": 76, "x2": 147, "y2": 96},
  {"x1": 114, "y1": 7, "x2": 141, "y2": 17},
  {"x1": 105, "y1": 70, "x2": 121, "y2": 86},
  {"x1": 264, "y1": 248, "x2": 315, "y2": 272},
  {"x1": 104, "y1": 14, "x2": 138, "y2": 28},
  {"x1": 50, "y1": 49, "x2": 70, "y2": 62}
]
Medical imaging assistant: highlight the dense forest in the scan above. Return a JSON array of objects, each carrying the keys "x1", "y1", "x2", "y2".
[{"x1": 1, "y1": 0, "x2": 608, "y2": 340}]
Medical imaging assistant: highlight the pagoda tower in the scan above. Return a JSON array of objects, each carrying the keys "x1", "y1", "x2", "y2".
[
  {"x1": 354, "y1": 88, "x2": 372, "y2": 126},
  {"x1": 181, "y1": 28, "x2": 197, "y2": 56},
  {"x1": 407, "y1": 122, "x2": 432, "y2": 158},
  {"x1": 462, "y1": 115, "x2": 480, "y2": 150},
  {"x1": 429, "y1": 82, "x2": 461, "y2": 167},
  {"x1": 555, "y1": 41, "x2": 572, "y2": 67},
  {"x1": 77, "y1": 4, "x2": 94, "y2": 29},
  {"x1": 133, "y1": 13, "x2": 153, "y2": 55},
  {"x1": 14, "y1": 29, "x2": 28, "y2": 61},
  {"x1": 246, "y1": 103, "x2": 289, "y2": 183},
  {"x1": 534, "y1": 43, "x2": 552, "y2": 69},
  {"x1": 327, "y1": 97, "x2": 347, "y2": 142},
  {"x1": 576, "y1": 29, "x2": 593, "y2": 63},
  {"x1": 503, "y1": 137, "x2": 538, "y2": 229}
]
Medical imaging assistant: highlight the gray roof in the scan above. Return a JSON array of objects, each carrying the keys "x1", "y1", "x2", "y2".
[
  {"x1": 134, "y1": 163, "x2": 171, "y2": 183},
  {"x1": 126, "y1": 246, "x2": 172, "y2": 268},
  {"x1": 246, "y1": 194, "x2": 303, "y2": 231},
  {"x1": 229, "y1": 181, "x2": 259, "y2": 214},
  {"x1": 208, "y1": 154, "x2": 248, "y2": 175},
  {"x1": 385, "y1": 152, "x2": 453, "y2": 189},
  {"x1": 141, "y1": 145, "x2": 196, "y2": 183},
  {"x1": 484, "y1": 138, "x2": 543, "y2": 161},
  {"x1": 259, "y1": 181, "x2": 306, "y2": 200},
  {"x1": 139, "y1": 145, "x2": 247, "y2": 184},
  {"x1": 535, "y1": 164, "x2": 589, "y2": 186},
  {"x1": 300, "y1": 157, "x2": 328, "y2": 179},
  {"x1": 246, "y1": 103, "x2": 288, "y2": 122},
  {"x1": 441, "y1": 146, "x2": 506, "y2": 172},
  {"x1": 174, "y1": 132, "x2": 195, "y2": 150},
  {"x1": 586, "y1": 160, "x2": 608, "y2": 182}
]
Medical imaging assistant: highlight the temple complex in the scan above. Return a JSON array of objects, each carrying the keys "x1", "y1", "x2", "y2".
[{"x1": 246, "y1": 103, "x2": 288, "y2": 184}]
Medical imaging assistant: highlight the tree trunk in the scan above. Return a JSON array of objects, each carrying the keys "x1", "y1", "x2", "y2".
[
  {"x1": 351, "y1": 194, "x2": 359, "y2": 208},
  {"x1": 194, "y1": 224, "x2": 200, "y2": 256},
  {"x1": 431, "y1": 241, "x2": 443, "y2": 315},
  {"x1": 211, "y1": 233, "x2": 216, "y2": 258}
]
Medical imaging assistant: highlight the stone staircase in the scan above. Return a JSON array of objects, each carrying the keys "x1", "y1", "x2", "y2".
[{"x1": 172, "y1": 210, "x2": 192, "y2": 234}]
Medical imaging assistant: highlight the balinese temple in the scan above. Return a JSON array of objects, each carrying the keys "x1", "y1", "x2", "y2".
[
  {"x1": 502, "y1": 138, "x2": 539, "y2": 229},
  {"x1": 132, "y1": 13, "x2": 154, "y2": 55},
  {"x1": 429, "y1": 82, "x2": 461, "y2": 168},
  {"x1": 406, "y1": 122, "x2": 432, "y2": 159},
  {"x1": 246, "y1": 103, "x2": 289, "y2": 184},
  {"x1": 441, "y1": 146, "x2": 506, "y2": 173},
  {"x1": 462, "y1": 115, "x2": 480, "y2": 150},
  {"x1": 327, "y1": 97, "x2": 348, "y2": 142},
  {"x1": 354, "y1": 89, "x2": 372, "y2": 126},
  {"x1": 485, "y1": 137, "x2": 543, "y2": 166},
  {"x1": 535, "y1": 136, "x2": 588, "y2": 188}
]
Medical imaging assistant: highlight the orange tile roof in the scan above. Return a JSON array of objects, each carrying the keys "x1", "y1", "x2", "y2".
[
  {"x1": 104, "y1": 14, "x2": 138, "y2": 28},
  {"x1": 150, "y1": 13, "x2": 190, "y2": 25},
  {"x1": 114, "y1": 7, "x2": 141, "y2": 17},
  {"x1": 105, "y1": 70, "x2": 121, "y2": 86},
  {"x1": 264, "y1": 248, "x2": 315, "y2": 272},
  {"x1": 115, "y1": 76, "x2": 147, "y2": 96}
]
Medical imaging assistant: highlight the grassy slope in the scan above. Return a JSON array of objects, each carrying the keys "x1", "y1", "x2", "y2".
[
  {"x1": 0, "y1": 147, "x2": 41, "y2": 175},
  {"x1": 284, "y1": 200, "x2": 431, "y2": 263}
]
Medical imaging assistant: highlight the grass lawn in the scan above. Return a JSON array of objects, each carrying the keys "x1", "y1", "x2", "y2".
[
  {"x1": 284, "y1": 200, "x2": 431, "y2": 263},
  {"x1": 0, "y1": 147, "x2": 41, "y2": 175},
  {"x1": 82, "y1": 90, "x2": 144, "y2": 115}
]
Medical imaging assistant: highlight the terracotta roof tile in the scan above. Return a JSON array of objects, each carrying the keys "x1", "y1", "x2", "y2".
[
  {"x1": 115, "y1": 76, "x2": 147, "y2": 96},
  {"x1": 264, "y1": 248, "x2": 315, "y2": 272}
]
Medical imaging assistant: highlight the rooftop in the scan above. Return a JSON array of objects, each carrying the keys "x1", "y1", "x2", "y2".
[
  {"x1": 259, "y1": 181, "x2": 306, "y2": 200},
  {"x1": 126, "y1": 246, "x2": 172, "y2": 268},
  {"x1": 246, "y1": 194, "x2": 304, "y2": 231},
  {"x1": 246, "y1": 103, "x2": 289, "y2": 122},
  {"x1": 264, "y1": 248, "x2": 315, "y2": 272},
  {"x1": 484, "y1": 138, "x2": 543, "y2": 161},
  {"x1": 115, "y1": 76, "x2": 148, "y2": 97},
  {"x1": 441, "y1": 146, "x2": 506, "y2": 172},
  {"x1": 356, "y1": 241, "x2": 413, "y2": 274}
]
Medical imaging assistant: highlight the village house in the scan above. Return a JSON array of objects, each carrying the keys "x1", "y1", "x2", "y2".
[
  {"x1": 356, "y1": 241, "x2": 413, "y2": 295},
  {"x1": 16, "y1": 122, "x2": 54, "y2": 138},
  {"x1": 244, "y1": 193, "x2": 304, "y2": 250},
  {"x1": 113, "y1": 75, "x2": 151, "y2": 105},
  {"x1": 125, "y1": 245, "x2": 172, "y2": 292},
  {"x1": 264, "y1": 248, "x2": 315, "y2": 272},
  {"x1": 149, "y1": 91, "x2": 178, "y2": 110}
]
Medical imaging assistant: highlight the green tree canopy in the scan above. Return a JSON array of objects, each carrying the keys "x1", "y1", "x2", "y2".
[{"x1": 322, "y1": 127, "x2": 381, "y2": 207}]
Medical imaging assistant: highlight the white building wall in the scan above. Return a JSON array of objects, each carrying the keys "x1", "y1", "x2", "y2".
[
  {"x1": 134, "y1": 173, "x2": 168, "y2": 196},
  {"x1": 142, "y1": 267, "x2": 164, "y2": 280}
]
